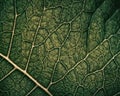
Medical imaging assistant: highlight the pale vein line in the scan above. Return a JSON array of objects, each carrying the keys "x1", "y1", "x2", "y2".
[
  {"x1": 0, "y1": 53, "x2": 53, "y2": 96},
  {"x1": 47, "y1": 48, "x2": 61, "y2": 89},
  {"x1": 7, "y1": 0, "x2": 18, "y2": 57},
  {"x1": 47, "y1": 0, "x2": 87, "y2": 87},
  {"x1": 25, "y1": 8, "x2": 44, "y2": 72},
  {"x1": 0, "y1": 68, "x2": 16, "y2": 82},
  {"x1": 113, "y1": 91, "x2": 120, "y2": 96},
  {"x1": 25, "y1": 43, "x2": 34, "y2": 71},
  {"x1": 25, "y1": 85, "x2": 37, "y2": 96},
  {"x1": 51, "y1": 34, "x2": 114, "y2": 85},
  {"x1": 82, "y1": 51, "x2": 120, "y2": 83},
  {"x1": 34, "y1": 22, "x2": 69, "y2": 47}
]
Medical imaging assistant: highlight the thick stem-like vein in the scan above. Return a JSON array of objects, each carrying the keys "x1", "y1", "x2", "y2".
[{"x1": 0, "y1": 53, "x2": 53, "y2": 96}]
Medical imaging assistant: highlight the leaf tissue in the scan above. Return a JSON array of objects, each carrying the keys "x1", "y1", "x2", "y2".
[{"x1": 0, "y1": 0, "x2": 120, "y2": 96}]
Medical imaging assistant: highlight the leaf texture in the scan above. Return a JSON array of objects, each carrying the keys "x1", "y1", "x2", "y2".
[{"x1": 0, "y1": 0, "x2": 120, "y2": 96}]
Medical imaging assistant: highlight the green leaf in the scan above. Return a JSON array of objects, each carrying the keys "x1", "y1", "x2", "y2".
[{"x1": 0, "y1": 0, "x2": 120, "y2": 96}]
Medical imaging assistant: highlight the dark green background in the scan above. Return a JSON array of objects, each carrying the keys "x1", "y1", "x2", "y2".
[{"x1": 0, "y1": 0, "x2": 120, "y2": 96}]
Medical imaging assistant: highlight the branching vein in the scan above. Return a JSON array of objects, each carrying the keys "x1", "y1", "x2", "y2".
[{"x1": 0, "y1": 53, "x2": 53, "y2": 96}]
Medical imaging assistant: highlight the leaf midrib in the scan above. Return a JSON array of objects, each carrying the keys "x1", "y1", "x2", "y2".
[{"x1": 0, "y1": 53, "x2": 53, "y2": 96}]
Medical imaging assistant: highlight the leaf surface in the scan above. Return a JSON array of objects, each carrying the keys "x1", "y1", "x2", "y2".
[{"x1": 0, "y1": 0, "x2": 120, "y2": 96}]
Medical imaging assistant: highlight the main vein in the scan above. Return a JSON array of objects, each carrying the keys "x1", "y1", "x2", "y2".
[{"x1": 0, "y1": 53, "x2": 53, "y2": 96}]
